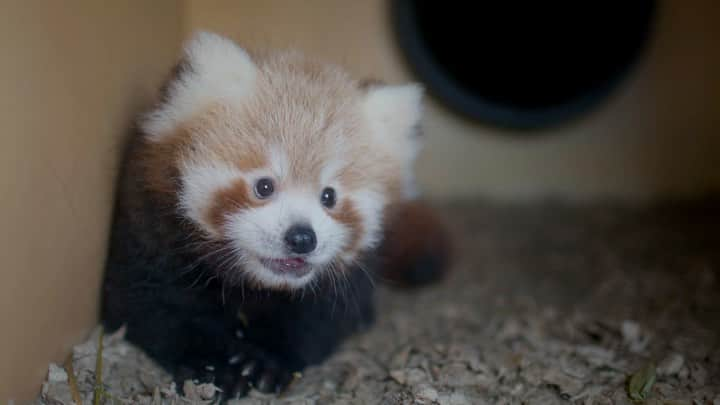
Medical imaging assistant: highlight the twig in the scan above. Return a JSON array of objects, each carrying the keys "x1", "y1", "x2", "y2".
[
  {"x1": 93, "y1": 327, "x2": 105, "y2": 405},
  {"x1": 64, "y1": 356, "x2": 82, "y2": 405}
]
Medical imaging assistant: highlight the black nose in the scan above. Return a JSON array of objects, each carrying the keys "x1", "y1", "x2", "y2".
[{"x1": 284, "y1": 224, "x2": 317, "y2": 254}]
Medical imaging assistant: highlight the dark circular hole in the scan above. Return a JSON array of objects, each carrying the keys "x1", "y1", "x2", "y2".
[{"x1": 393, "y1": 1, "x2": 657, "y2": 129}]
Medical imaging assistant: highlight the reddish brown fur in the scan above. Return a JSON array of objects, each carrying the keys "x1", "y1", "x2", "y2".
[
  {"x1": 379, "y1": 201, "x2": 453, "y2": 287},
  {"x1": 137, "y1": 132, "x2": 190, "y2": 197},
  {"x1": 330, "y1": 200, "x2": 364, "y2": 253},
  {"x1": 207, "y1": 179, "x2": 267, "y2": 233},
  {"x1": 184, "y1": 106, "x2": 270, "y2": 172}
]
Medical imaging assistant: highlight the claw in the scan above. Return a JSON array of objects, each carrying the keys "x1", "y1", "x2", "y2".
[
  {"x1": 175, "y1": 346, "x2": 296, "y2": 400},
  {"x1": 240, "y1": 360, "x2": 258, "y2": 377},
  {"x1": 228, "y1": 354, "x2": 244, "y2": 365}
]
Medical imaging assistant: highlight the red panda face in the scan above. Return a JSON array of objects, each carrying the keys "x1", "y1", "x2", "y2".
[{"x1": 139, "y1": 32, "x2": 423, "y2": 290}]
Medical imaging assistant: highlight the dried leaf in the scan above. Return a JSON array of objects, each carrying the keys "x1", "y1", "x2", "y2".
[{"x1": 627, "y1": 363, "x2": 656, "y2": 402}]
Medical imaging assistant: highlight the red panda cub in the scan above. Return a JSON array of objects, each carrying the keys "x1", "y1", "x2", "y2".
[{"x1": 101, "y1": 32, "x2": 450, "y2": 399}]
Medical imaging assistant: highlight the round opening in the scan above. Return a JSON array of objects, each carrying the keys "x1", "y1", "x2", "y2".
[{"x1": 393, "y1": 2, "x2": 657, "y2": 129}]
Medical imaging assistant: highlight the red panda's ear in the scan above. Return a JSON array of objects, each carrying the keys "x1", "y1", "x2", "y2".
[
  {"x1": 363, "y1": 84, "x2": 423, "y2": 140},
  {"x1": 142, "y1": 31, "x2": 257, "y2": 141},
  {"x1": 362, "y1": 83, "x2": 424, "y2": 165}
]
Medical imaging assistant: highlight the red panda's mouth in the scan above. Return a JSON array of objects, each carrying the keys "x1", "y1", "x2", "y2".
[{"x1": 259, "y1": 257, "x2": 311, "y2": 277}]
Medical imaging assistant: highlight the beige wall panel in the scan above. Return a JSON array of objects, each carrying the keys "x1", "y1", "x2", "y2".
[{"x1": 0, "y1": 1, "x2": 182, "y2": 400}]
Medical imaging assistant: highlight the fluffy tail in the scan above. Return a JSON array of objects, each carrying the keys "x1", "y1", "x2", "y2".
[{"x1": 378, "y1": 201, "x2": 453, "y2": 287}]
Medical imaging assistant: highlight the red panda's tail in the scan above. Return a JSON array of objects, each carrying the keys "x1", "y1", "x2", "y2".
[{"x1": 378, "y1": 201, "x2": 453, "y2": 287}]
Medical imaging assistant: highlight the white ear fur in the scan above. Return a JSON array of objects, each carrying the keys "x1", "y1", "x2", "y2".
[
  {"x1": 363, "y1": 84, "x2": 424, "y2": 161},
  {"x1": 364, "y1": 84, "x2": 423, "y2": 136},
  {"x1": 142, "y1": 31, "x2": 257, "y2": 140},
  {"x1": 363, "y1": 84, "x2": 424, "y2": 199}
]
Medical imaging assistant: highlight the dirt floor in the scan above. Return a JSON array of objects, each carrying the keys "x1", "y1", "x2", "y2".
[{"x1": 36, "y1": 200, "x2": 720, "y2": 404}]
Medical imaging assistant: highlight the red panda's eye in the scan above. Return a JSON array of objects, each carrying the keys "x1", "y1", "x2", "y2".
[
  {"x1": 321, "y1": 187, "x2": 336, "y2": 208},
  {"x1": 254, "y1": 177, "x2": 275, "y2": 199}
]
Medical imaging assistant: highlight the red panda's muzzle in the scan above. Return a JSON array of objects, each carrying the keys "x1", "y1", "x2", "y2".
[{"x1": 260, "y1": 257, "x2": 312, "y2": 278}]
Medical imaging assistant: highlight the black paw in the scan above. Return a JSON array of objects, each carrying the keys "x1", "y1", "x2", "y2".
[
  {"x1": 175, "y1": 346, "x2": 296, "y2": 400},
  {"x1": 222, "y1": 347, "x2": 295, "y2": 397}
]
